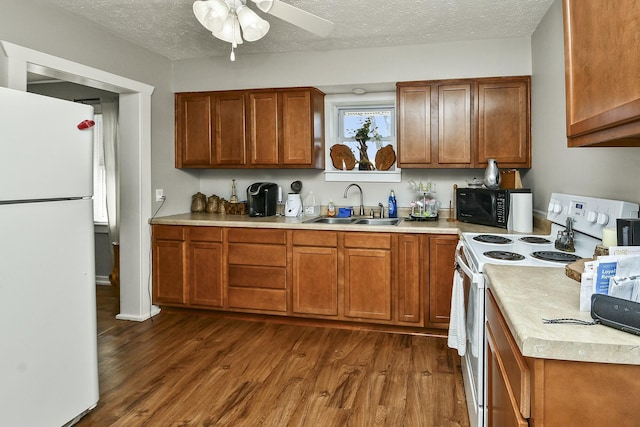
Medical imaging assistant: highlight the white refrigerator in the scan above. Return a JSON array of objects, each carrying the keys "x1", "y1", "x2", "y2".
[{"x1": 0, "y1": 86, "x2": 99, "y2": 426}]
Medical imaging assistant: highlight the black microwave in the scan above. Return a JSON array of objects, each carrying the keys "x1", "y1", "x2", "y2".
[{"x1": 456, "y1": 188, "x2": 531, "y2": 228}]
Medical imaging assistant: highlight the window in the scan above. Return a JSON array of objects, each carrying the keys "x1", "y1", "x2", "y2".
[
  {"x1": 324, "y1": 92, "x2": 400, "y2": 182},
  {"x1": 92, "y1": 114, "x2": 108, "y2": 224}
]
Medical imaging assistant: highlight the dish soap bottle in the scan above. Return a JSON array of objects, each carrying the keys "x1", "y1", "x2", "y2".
[
  {"x1": 327, "y1": 200, "x2": 336, "y2": 217},
  {"x1": 388, "y1": 190, "x2": 397, "y2": 218}
]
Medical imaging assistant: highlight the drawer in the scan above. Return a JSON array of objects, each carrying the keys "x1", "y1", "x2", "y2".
[
  {"x1": 344, "y1": 232, "x2": 391, "y2": 249},
  {"x1": 189, "y1": 226, "x2": 222, "y2": 242},
  {"x1": 228, "y1": 243, "x2": 286, "y2": 267},
  {"x1": 228, "y1": 265, "x2": 286, "y2": 289},
  {"x1": 486, "y1": 289, "x2": 531, "y2": 418},
  {"x1": 153, "y1": 225, "x2": 185, "y2": 241},
  {"x1": 293, "y1": 230, "x2": 338, "y2": 247},
  {"x1": 228, "y1": 287, "x2": 287, "y2": 312},
  {"x1": 227, "y1": 228, "x2": 286, "y2": 244}
]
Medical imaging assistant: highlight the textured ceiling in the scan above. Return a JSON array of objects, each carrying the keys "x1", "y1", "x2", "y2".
[{"x1": 38, "y1": 0, "x2": 554, "y2": 61}]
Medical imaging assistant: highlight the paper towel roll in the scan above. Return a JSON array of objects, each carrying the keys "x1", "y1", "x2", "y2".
[{"x1": 509, "y1": 193, "x2": 533, "y2": 233}]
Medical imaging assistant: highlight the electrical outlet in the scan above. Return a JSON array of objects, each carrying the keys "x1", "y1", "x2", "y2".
[{"x1": 155, "y1": 189, "x2": 164, "y2": 202}]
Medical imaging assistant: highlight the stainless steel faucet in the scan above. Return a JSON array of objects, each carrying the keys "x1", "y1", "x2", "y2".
[
  {"x1": 378, "y1": 202, "x2": 385, "y2": 218},
  {"x1": 344, "y1": 183, "x2": 365, "y2": 216}
]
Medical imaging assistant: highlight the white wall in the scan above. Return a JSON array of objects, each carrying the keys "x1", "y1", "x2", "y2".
[
  {"x1": 530, "y1": 0, "x2": 640, "y2": 212},
  {"x1": 0, "y1": 0, "x2": 190, "y2": 320},
  {"x1": 172, "y1": 38, "x2": 534, "y2": 211},
  {"x1": 0, "y1": 0, "x2": 196, "y2": 216}
]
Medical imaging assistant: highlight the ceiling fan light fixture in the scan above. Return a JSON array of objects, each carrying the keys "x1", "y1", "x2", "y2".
[
  {"x1": 194, "y1": 0, "x2": 333, "y2": 62},
  {"x1": 211, "y1": 13, "x2": 243, "y2": 45},
  {"x1": 193, "y1": 0, "x2": 229, "y2": 33},
  {"x1": 249, "y1": 0, "x2": 274, "y2": 13},
  {"x1": 236, "y1": 5, "x2": 270, "y2": 42}
]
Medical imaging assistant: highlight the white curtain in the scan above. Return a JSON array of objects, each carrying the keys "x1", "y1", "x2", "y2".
[{"x1": 101, "y1": 98, "x2": 119, "y2": 255}]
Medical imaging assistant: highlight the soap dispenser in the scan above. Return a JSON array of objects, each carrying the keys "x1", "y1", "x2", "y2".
[{"x1": 388, "y1": 190, "x2": 397, "y2": 218}]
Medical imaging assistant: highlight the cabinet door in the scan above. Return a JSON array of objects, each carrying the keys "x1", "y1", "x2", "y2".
[
  {"x1": 175, "y1": 93, "x2": 213, "y2": 168},
  {"x1": 564, "y1": 0, "x2": 640, "y2": 146},
  {"x1": 396, "y1": 234, "x2": 422, "y2": 324},
  {"x1": 248, "y1": 91, "x2": 279, "y2": 165},
  {"x1": 280, "y1": 90, "x2": 314, "y2": 166},
  {"x1": 427, "y1": 235, "x2": 457, "y2": 328},
  {"x1": 214, "y1": 91, "x2": 247, "y2": 165},
  {"x1": 486, "y1": 324, "x2": 528, "y2": 427},
  {"x1": 397, "y1": 85, "x2": 433, "y2": 166},
  {"x1": 344, "y1": 248, "x2": 392, "y2": 321},
  {"x1": 292, "y1": 246, "x2": 338, "y2": 316},
  {"x1": 152, "y1": 226, "x2": 186, "y2": 305},
  {"x1": 477, "y1": 79, "x2": 531, "y2": 168},
  {"x1": 189, "y1": 241, "x2": 223, "y2": 307},
  {"x1": 189, "y1": 227, "x2": 224, "y2": 307},
  {"x1": 438, "y1": 84, "x2": 472, "y2": 166}
]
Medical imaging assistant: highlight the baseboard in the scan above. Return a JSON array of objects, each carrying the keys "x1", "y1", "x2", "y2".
[
  {"x1": 116, "y1": 305, "x2": 161, "y2": 322},
  {"x1": 96, "y1": 275, "x2": 111, "y2": 285}
]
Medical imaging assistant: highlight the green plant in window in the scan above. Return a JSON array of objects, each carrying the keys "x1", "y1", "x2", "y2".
[{"x1": 352, "y1": 117, "x2": 379, "y2": 170}]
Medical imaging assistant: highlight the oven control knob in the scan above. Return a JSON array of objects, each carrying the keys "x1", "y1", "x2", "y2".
[
  {"x1": 553, "y1": 203, "x2": 562, "y2": 214},
  {"x1": 586, "y1": 211, "x2": 598, "y2": 223},
  {"x1": 596, "y1": 212, "x2": 609, "y2": 225},
  {"x1": 547, "y1": 201, "x2": 556, "y2": 212}
]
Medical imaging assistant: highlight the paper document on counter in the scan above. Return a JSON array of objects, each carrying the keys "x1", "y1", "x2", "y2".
[{"x1": 591, "y1": 254, "x2": 640, "y2": 303}]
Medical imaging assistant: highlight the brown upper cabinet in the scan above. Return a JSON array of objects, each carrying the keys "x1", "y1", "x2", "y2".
[
  {"x1": 563, "y1": 0, "x2": 640, "y2": 147},
  {"x1": 174, "y1": 93, "x2": 215, "y2": 167},
  {"x1": 174, "y1": 91, "x2": 246, "y2": 167},
  {"x1": 476, "y1": 79, "x2": 530, "y2": 167},
  {"x1": 397, "y1": 76, "x2": 531, "y2": 169},
  {"x1": 176, "y1": 87, "x2": 324, "y2": 169}
]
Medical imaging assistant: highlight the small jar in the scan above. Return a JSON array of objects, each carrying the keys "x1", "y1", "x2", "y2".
[
  {"x1": 191, "y1": 192, "x2": 206, "y2": 213},
  {"x1": 206, "y1": 196, "x2": 219, "y2": 213}
]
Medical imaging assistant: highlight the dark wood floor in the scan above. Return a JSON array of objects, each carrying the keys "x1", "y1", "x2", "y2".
[{"x1": 80, "y1": 286, "x2": 470, "y2": 426}]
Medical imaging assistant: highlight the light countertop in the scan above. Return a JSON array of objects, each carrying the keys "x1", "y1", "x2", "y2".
[
  {"x1": 485, "y1": 264, "x2": 640, "y2": 365},
  {"x1": 150, "y1": 212, "x2": 522, "y2": 235}
]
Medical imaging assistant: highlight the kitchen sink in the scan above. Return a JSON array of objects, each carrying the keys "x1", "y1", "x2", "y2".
[
  {"x1": 304, "y1": 216, "x2": 401, "y2": 226},
  {"x1": 353, "y1": 218, "x2": 402, "y2": 226},
  {"x1": 304, "y1": 216, "x2": 357, "y2": 224}
]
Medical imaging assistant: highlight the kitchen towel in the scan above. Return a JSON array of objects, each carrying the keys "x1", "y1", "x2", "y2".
[
  {"x1": 447, "y1": 269, "x2": 466, "y2": 356},
  {"x1": 508, "y1": 192, "x2": 533, "y2": 233}
]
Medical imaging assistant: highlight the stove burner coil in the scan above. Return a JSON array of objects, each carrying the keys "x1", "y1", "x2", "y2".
[
  {"x1": 483, "y1": 251, "x2": 525, "y2": 261},
  {"x1": 531, "y1": 251, "x2": 582, "y2": 263},
  {"x1": 474, "y1": 235, "x2": 513, "y2": 244},
  {"x1": 520, "y1": 236, "x2": 552, "y2": 244}
]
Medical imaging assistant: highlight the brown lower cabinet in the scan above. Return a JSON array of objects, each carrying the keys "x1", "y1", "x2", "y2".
[
  {"x1": 152, "y1": 225, "x2": 187, "y2": 305},
  {"x1": 189, "y1": 227, "x2": 223, "y2": 307},
  {"x1": 291, "y1": 230, "x2": 339, "y2": 316},
  {"x1": 486, "y1": 288, "x2": 640, "y2": 426},
  {"x1": 152, "y1": 225, "x2": 224, "y2": 307},
  {"x1": 426, "y1": 234, "x2": 458, "y2": 328},
  {"x1": 343, "y1": 233, "x2": 393, "y2": 321},
  {"x1": 152, "y1": 225, "x2": 456, "y2": 330},
  {"x1": 227, "y1": 228, "x2": 287, "y2": 313}
]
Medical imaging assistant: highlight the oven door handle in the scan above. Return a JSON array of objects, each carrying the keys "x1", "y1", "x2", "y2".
[{"x1": 454, "y1": 241, "x2": 484, "y2": 285}]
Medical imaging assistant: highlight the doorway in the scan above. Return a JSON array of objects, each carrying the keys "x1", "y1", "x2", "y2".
[
  {"x1": 1, "y1": 40, "x2": 157, "y2": 321},
  {"x1": 27, "y1": 79, "x2": 118, "y2": 288}
]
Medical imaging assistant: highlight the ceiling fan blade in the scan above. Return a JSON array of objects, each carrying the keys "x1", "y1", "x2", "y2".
[{"x1": 253, "y1": 0, "x2": 333, "y2": 37}]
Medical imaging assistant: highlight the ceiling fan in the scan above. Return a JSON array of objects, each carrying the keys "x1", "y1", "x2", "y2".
[{"x1": 193, "y1": 0, "x2": 334, "y2": 61}]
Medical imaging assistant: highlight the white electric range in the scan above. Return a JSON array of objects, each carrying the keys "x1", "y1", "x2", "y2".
[{"x1": 453, "y1": 193, "x2": 640, "y2": 427}]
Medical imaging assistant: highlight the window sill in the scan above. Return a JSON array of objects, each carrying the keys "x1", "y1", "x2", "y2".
[
  {"x1": 94, "y1": 223, "x2": 109, "y2": 233},
  {"x1": 324, "y1": 170, "x2": 401, "y2": 182}
]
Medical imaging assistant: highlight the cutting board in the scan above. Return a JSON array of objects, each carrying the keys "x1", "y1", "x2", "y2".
[{"x1": 565, "y1": 258, "x2": 588, "y2": 282}]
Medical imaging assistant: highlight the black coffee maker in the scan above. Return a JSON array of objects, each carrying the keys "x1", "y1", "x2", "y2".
[{"x1": 247, "y1": 182, "x2": 278, "y2": 217}]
